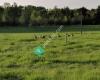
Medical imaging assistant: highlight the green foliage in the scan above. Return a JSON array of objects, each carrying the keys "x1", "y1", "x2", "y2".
[
  {"x1": 0, "y1": 2, "x2": 100, "y2": 26},
  {"x1": 30, "y1": 10, "x2": 42, "y2": 25}
]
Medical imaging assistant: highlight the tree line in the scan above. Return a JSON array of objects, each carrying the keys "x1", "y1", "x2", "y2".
[{"x1": 0, "y1": 2, "x2": 100, "y2": 27}]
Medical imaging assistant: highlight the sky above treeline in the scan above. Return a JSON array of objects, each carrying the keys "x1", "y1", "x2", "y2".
[{"x1": 0, "y1": 0, "x2": 100, "y2": 9}]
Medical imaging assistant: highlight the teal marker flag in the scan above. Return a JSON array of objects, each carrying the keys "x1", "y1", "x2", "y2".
[{"x1": 34, "y1": 45, "x2": 45, "y2": 57}]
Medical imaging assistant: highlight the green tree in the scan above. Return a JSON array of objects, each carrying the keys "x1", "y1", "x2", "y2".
[
  {"x1": 19, "y1": 6, "x2": 35, "y2": 26},
  {"x1": 30, "y1": 10, "x2": 42, "y2": 26},
  {"x1": 95, "y1": 6, "x2": 100, "y2": 24},
  {"x1": 0, "y1": 6, "x2": 4, "y2": 25}
]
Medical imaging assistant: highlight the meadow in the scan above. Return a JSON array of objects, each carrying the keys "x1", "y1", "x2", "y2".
[{"x1": 0, "y1": 25, "x2": 100, "y2": 80}]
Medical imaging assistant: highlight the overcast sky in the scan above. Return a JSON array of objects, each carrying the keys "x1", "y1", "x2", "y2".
[{"x1": 0, "y1": 0, "x2": 100, "y2": 9}]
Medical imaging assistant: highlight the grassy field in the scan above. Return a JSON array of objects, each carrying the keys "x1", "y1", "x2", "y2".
[{"x1": 0, "y1": 26, "x2": 100, "y2": 80}]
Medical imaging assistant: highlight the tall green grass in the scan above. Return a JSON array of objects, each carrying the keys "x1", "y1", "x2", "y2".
[{"x1": 0, "y1": 26, "x2": 100, "y2": 80}]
